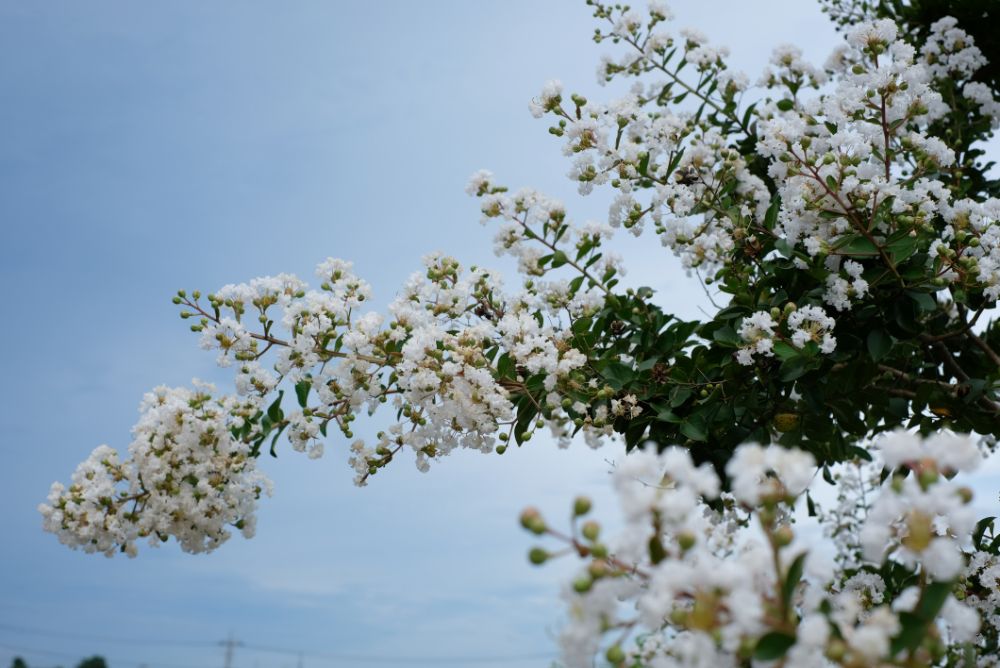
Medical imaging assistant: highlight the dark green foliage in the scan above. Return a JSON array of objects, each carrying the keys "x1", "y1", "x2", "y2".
[{"x1": 75, "y1": 657, "x2": 107, "y2": 668}]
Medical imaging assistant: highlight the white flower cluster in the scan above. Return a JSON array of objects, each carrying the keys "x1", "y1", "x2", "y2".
[
  {"x1": 530, "y1": 3, "x2": 1000, "y2": 320},
  {"x1": 922, "y1": 16, "x2": 987, "y2": 80},
  {"x1": 45, "y1": 192, "x2": 627, "y2": 547},
  {"x1": 736, "y1": 304, "x2": 837, "y2": 365},
  {"x1": 537, "y1": 432, "x2": 990, "y2": 667},
  {"x1": 759, "y1": 43, "x2": 827, "y2": 90},
  {"x1": 824, "y1": 258, "x2": 869, "y2": 311},
  {"x1": 862, "y1": 431, "x2": 981, "y2": 580},
  {"x1": 39, "y1": 384, "x2": 271, "y2": 556},
  {"x1": 183, "y1": 251, "x2": 599, "y2": 486}
]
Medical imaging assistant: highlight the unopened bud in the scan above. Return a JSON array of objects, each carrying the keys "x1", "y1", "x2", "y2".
[
  {"x1": 957, "y1": 486, "x2": 974, "y2": 504},
  {"x1": 520, "y1": 507, "x2": 547, "y2": 535},
  {"x1": 677, "y1": 531, "x2": 696, "y2": 551},
  {"x1": 528, "y1": 547, "x2": 549, "y2": 565}
]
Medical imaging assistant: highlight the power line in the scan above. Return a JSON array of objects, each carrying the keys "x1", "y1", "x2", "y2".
[
  {"x1": 240, "y1": 640, "x2": 553, "y2": 664},
  {"x1": 0, "y1": 622, "x2": 215, "y2": 649}
]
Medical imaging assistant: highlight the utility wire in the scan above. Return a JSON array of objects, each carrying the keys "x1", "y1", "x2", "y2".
[
  {"x1": 0, "y1": 622, "x2": 215, "y2": 649},
  {"x1": 243, "y1": 640, "x2": 554, "y2": 664}
]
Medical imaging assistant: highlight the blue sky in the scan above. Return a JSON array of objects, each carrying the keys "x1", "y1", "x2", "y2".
[{"x1": 0, "y1": 2, "x2": 855, "y2": 666}]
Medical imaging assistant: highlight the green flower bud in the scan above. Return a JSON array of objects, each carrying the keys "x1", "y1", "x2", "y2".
[
  {"x1": 573, "y1": 496, "x2": 592, "y2": 516},
  {"x1": 588, "y1": 560, "x2": 609, "y2": 579},
  {"x1": 520, "y1": 507, "x2": 546, "y2": 535},
  {"x1": 605, "y1": 645, "x2": 625, "y2": 664},
  {"x1": 528, "y1": 547, "x2": 549, "y2": 565},
  {"x1": 677, "y1": 531, "x2": 697, "y2": 551}
]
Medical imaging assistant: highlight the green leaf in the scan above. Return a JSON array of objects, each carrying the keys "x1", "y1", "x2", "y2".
[
  {"x1": 773, "y1": 341, "x2": 798, "y2": 361},
  {"x1": 266, "y1": 390, "x2": 284, "y2": 423},
  {"x1": 551, "y1": 250, "x2": 569, "y2": 268},
  {"x1": 680, "y1": 417, "x2": 707, "y2": 442},
  {"x1": 973, "y1": 517, "x2": 996, "y2": 550},
  {"x1": 782, "y1": 553, "x2": 807, "y2": 611},
  {"x1": 886, "y1": 234, "x2": 919, "y2": 263},
  {"x1": 776, "y1": 98, "x2": 795, "y2": 112},
  {"x1": 764, "y1": 195, "x2": 781, "y2": 230},
  {"x1": 648, "y1": 535, "x2": 667, "y2": 565},
  {"x1": 822, "y1": 465, "x2": 835, "y2": 485},
  {"x1": 907, "y1": 290, "x2": 937, "y2": 313},
  {"x1": 670, "y1": 386, "x2": 693, "y2": 407},
  {"x1": 497, "y1": 353, "x2": 514, "y2": 379},
  {"x1": 753, "y1": 632, "x2": 796, "y2": 661},
  {"x1": 602, "y1": 361, "x2": 635, "y2": 390},
  {"x1": 638, "y1": 152, "x2": 650, "y2": 176},
  {"x1": 294, "y1": 381, "x2": 311, "y2": 408},
  {"x1": 716, "y1": 305, "x2": 748, "y2": 320},
  {"x1": 893, "y1": 298, "x2": 921, "y2": 334},
  {"x1": 712, "y1": 325, "x2": 741, "y2": 348},
  {"x1": 916, "y1": 582, "x2": 953, "y2": 620},
  {"x1": 656, "y1": 408, "x2": 682, "y2": 424},
  {"x1": 891, "y1": 611, "x2": 925, "y2": 655},
  {"x1": 269, "y1": 423, "x2": 287, "y2": 458},
  {"x1": 866, "y1": 328, "x2": 892, "y2": 362},
  {"x1": 779, "y1": 356, "x2": 809, "y2": 382},
  {"x1": 834, "y1": 234, "x2": 879, "y2": 257}
]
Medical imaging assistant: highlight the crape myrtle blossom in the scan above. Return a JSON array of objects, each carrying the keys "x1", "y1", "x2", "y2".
[
  {"x1": 860, "y1": 431, "x2": 980, "y2": 581},
  {"x1": 536, "y1": 3, "x2": 1000, "y2": 310},
  {"x1": 736, "y1": 304, "x2": 837, "y2": 366},
  {"x1": 45, "y1": 243, "x2": 613, "y2": 546},
  {"x1": 526, "y1": 433, "x2": 992, "y2": 667},
  {"x1": 41, "y1": 0, "x2": 1000, "y2": 664},
  {"x1": 39, "y1": 384, "x2": 272, "y2": 557}
]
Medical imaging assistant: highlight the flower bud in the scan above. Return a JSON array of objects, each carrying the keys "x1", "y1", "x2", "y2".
[
  {"x1": 918, "y1": 467, "x2": 939, "y2": 489},
  {"x1": 825, "y1": 639, "x2": 847, "y2": 662},
  {"x1": 581, "y1": 520, "x2": 601, "y2": 541},
  {"x1": 677, "y1": 530, "x2": 696, "y2": 551},
  {"x1": 528, "y1": 547, "x2": 549, "y2": 565},
  {"x1": 588, "y1": 560, "x2": 609, "y2": 579},
  {"x1": 573, "y1": 496, "x2": 592, "y2": 516},
  {"x1": 520, "y1": 508, "x2": 547, "y2": 535}
]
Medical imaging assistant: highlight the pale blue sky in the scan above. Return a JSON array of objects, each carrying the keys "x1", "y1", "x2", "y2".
[{"x1": 0, "y1": 2, "x2": 847, "y2": 666}]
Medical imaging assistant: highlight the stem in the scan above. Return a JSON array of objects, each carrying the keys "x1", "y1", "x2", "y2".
[{"x1": 518, "y1": 217, "x2": 613, "y2": 297}]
